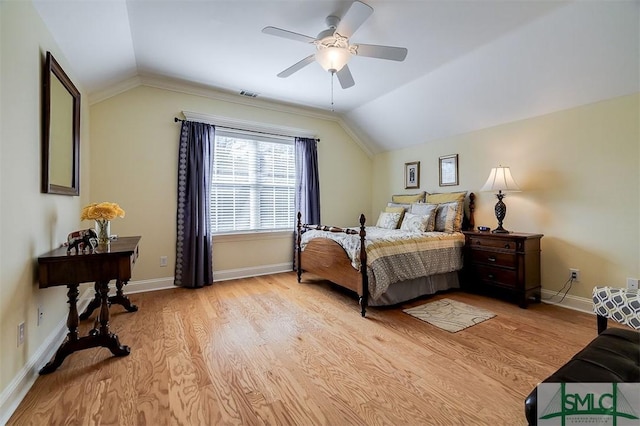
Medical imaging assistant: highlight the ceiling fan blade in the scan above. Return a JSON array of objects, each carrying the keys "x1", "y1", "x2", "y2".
[
  {"x1": 355, "y1": 44, "x2": 408, "y2": 61},
  {"x1": 335, "y1": 1, "x2": 373, "y2": 38},
  {"x1": 336, "y1": 65, "x2": 355, "y2": 89},
  {"x1": 277, "y1": 55, "x2": 316, "y2": 78},
  {"x1": 262, "y1": 26, "x2": 317, "y2": 44}
]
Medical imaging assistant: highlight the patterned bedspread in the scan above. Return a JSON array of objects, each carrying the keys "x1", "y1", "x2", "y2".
[{"x1": 300, "y1": 227, "x2": 464, "y2": 300}]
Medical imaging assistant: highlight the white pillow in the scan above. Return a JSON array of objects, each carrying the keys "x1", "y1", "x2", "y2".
[
  {"x1": 409, "y1": 203, "x2": 438, "y2": 231},
  {"x1": 399, "y1": 213, "x2": 426, "y2": 232},
  {"x1": 375, "y1": 211, "x2": 401, "y2": 229}
]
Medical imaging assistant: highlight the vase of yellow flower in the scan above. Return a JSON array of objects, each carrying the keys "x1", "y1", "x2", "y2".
[
  {"x1": 81, "y1": 202, "x2": 126, "y2": 245},
  {"x1": 94, "y1": 219, "x2": 111, "y2": 244}
]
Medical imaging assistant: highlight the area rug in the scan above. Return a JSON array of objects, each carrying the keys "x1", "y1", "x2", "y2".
[{"x1": 403, "y1": 298, "x2": 496, "y2": 333}]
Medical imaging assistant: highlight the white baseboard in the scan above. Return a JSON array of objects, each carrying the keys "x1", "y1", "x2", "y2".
[
  {"x1": 1, "y1": 269, "x2": 583, "y2": 425},
  {"x1": 540, "y1": 289, "x2": 594, "y2": 314},
  {"x1": 0, "y1": 265, "x2": 290, "y2": 424},
  {"x1": 213, "y1": 262, "x2": 292, "y2": 282},
  {"x1": 0, "y1": 297, "x2": 91, "y2": 426}
]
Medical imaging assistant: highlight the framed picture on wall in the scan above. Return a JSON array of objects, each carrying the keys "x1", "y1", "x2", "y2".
[
  {"x1": 404, "y1": 161, "x2": 420, "y2": 189},
  {"x1": 439, "y1": 154, "x2": 458, "y2": 186}
]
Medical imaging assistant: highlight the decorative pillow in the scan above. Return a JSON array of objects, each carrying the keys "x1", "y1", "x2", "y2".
[
  {"x1": 375, "y1": 211, "x2": 402, "y2": 229},
  {"x1": 427, "y1": 192, "x2": 467, "y2": 232},
  {"x1": 384, "y1": 206, "x2": 406, "y2": 228},
  {"x1": 392, "y1": 191, "x2": 427, "y2": 204},
  {"x1": 409, "y1": 203, "x2": 438, "y2": 231},
  {"x1": 400, "y1": 212, "x2": 433, "y2": 232},
  {"x1": 433, "y1": 202, "x2": 459, "y2": 233},
  {"x1": 426, "y1": 191, "x2": 467, "y2": 204}
]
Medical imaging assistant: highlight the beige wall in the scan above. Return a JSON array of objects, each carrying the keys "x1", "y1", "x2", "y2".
[
  {"x1": 372, "y1": 94, "x2": 640, "y2": 299},
  {"x1": 2, "y1": 0, "x2": 638, "y2": 414},
  {"x1": 0, "y1": 1, "x2": 90, "y2": 394},
  {"x1": 89, "y1": 85, "x2": 372, "y2": 280}
]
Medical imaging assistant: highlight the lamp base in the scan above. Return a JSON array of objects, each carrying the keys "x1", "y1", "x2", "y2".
[
  {"x1": 492, "y1": 227, "x2": 510, "y2": 234},
  {"x1": 493, "y1": 191, "x2": 510, "y2": 234}
]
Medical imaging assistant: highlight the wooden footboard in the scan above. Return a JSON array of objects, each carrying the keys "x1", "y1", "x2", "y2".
[{"x1": 297, "y1": 213, "x2": 369, "y2": 317}]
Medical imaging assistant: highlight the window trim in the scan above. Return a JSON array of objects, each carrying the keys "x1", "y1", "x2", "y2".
[{"x1": 210, "y1": 125, "x2": 296, "y2": 234}]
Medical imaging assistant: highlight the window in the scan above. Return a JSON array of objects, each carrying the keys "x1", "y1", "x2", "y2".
[{"x1": 211, "y1": 129, "x2": 295, "y2": 233}]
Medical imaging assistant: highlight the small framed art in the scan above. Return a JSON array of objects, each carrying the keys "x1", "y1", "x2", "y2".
[
  {"x1": 439, "y1": 154, "x2": 458, "y2": 186},
  {"x1": 404, "y1": 161, "x2": 420, "y2": 189}
]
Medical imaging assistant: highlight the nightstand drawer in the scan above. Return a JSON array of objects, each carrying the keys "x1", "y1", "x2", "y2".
[
  {"x1": 470, "y1": 250, "x2": 516, "y2": 268},
  {"x1": 468, "y1": 236, "x2": 517, "y2": 252},
  {"x1": 475, "y1": 265, "x2": 517, "y2": 288}
]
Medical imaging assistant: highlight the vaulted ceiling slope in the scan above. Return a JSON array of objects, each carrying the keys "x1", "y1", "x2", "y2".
[{"x1": 34, "y1": 0, "x2": 639, "y2": 154}]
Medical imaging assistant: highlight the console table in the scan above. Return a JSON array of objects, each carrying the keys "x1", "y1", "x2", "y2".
[{"x1": 37, "y1": 236, "x2": 141, "y2": 374}]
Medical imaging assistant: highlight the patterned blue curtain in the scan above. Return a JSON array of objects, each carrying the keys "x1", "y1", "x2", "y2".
[
  {"x1": 174, "y1": 121, "x2": 214, "y2": 288},
  {"x1": 293, "y1": 137, "x2": 321, "y2": 269}
]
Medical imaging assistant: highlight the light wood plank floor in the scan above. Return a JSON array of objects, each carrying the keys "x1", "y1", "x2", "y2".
[{"x1": 8, "y1": 272, "x2": 601, "y2": 425}]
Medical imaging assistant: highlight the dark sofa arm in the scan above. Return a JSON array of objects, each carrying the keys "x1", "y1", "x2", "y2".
[{"x1": 524, "y1": 328, "x2": 640, "y2": 425}]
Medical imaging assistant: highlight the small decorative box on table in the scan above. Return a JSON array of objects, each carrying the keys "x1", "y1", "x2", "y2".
[{"x1": 462, "y1": 230, "x2": 542, "y2": 308}]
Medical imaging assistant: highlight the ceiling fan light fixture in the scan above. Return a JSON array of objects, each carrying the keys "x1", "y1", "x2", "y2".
[{"x1": 315, "y1": 46, "x2": 352, "y2": 73}]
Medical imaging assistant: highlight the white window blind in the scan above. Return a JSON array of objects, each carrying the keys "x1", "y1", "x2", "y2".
[{"x1": 211, "y1": 129, "x2": 295, "y2": 233}]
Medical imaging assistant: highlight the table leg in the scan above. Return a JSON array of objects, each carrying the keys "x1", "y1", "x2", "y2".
[
  {"x1": 96, "y1": 279, "x2": 131, "y2": 356},
  {"x1": 79, "y1": 282, "x2": 101, "y2": 320},
  {"x1": 80, "y1": 279, "x2": 138, "y2": 320},
  {"x1": 39, "y1": 284, "x2": 80, "y2": 374},
  {"x1": 108, "y1": 280, "x2": 138, "y2": 312},
  {"x1": 39, "y1": 281, "x2": 130, "y2": 375}
]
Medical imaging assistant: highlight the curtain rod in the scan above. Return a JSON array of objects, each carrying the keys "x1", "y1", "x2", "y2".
[{"x1": 174, "y1": 117, "x2": 320, "y2": 142}]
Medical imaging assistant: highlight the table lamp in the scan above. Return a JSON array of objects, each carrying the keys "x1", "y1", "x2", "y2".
[{"x1": 480, "y1": 166, "x2": 521, "y2": 233}]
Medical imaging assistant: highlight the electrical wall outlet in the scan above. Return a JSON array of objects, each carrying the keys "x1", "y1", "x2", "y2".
[
  {"x1": 17, "y1": 322, "x2": 25, "y2": 346},
  {"x1": 569, "y1": 268, "x2": 580, "y2": 281},
  {"x1": 627, "y1": 278, "x2": 639, "y2": 290},
  {"x1": 37, "y1": 305, "x2": 44, "y2": 326},
  {"x1": 160, "y1": 256, "x2": 168, "y2": 267}
]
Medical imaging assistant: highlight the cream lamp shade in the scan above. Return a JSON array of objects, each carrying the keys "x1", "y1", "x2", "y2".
[
  {"x1": 481, "y1": 166, "x2": 521, "y2": 233},
  {"x1": 480, "y1": 166, "x2": 521, "y2": 193},
  {"x1": 315, "y1": 46, "x2": 352, "y2": 73}
]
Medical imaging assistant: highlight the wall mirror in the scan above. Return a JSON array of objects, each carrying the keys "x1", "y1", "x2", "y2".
[{"x1": 42, "y1": 51, "x2": 80, "y2": 195}]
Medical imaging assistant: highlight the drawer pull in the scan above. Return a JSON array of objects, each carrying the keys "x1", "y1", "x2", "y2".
[
  {"x1": 487, "y1": 256, "x2": 496, "y2": 262},
  {"x1": 504, "y1": 244, "x2": 511, "y2": 249},
  {"x1": 487, "y1": 274, "x2": 495, "y2": 279}
]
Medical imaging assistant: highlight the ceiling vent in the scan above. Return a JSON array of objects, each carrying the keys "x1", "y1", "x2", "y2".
[{"x1": 240, "y1": 90, "x2": 258, "y2": 98}]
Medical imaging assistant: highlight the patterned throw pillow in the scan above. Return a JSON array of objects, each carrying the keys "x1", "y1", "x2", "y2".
[
  {"x1": 375, "y1": 211, "x2": 402, "y2": 229},
  {"x1": 426, "y1": 192, "x2": 466, "y2": 232},
  {"x1": 409, "y1": 203, "x2": 438, "y2": 232},
  {"x1": 434, "y1": 202, "x2": 459, "y2": 233},
  {"x1": 384, "y1": 205, "x2": 406, "y2": 228},
  {"x1": 400, "y1": 212, "x2": 432, "y2": 232}
]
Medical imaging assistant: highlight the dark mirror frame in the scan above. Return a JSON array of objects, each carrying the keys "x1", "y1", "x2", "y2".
[{"x1": 42, "y1": 51, "x2": 80, "y2": 196}]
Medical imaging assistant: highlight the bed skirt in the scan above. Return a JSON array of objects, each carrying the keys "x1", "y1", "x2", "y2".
[{"x1": 368, "y1": 271, "x2": 460, "y2": 306}]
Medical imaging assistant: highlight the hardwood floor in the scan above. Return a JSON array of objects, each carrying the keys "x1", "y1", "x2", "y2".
[{"x1": 8, "y1": 272, "x2": 601, "y2": 425}]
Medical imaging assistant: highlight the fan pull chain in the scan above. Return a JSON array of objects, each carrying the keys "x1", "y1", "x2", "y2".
[{"x1": 330, "y1": 71, "x2": 335, "y2": 112}]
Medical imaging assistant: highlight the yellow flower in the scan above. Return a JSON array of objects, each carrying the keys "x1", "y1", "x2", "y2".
[{"x1": 81, "y1": 202, "x2": 125, "y2": 221}]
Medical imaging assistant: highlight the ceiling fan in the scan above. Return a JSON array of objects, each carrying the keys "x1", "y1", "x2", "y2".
[{"x1": 262, "y1": 0, "x2": 408, "y2": 89}]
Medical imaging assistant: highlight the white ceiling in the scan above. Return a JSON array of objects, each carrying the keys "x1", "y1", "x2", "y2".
[{"x1": 33, "y1": 0, "x2": 639, "y2": 154}]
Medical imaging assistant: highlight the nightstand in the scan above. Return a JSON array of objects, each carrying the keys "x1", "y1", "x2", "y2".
[{"x1": 462, "y1": 230, "x2": 543, "y2": 308}]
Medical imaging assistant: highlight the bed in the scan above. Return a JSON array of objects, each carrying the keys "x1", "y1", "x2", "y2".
[{"x1": 296, "y1": 192, "x2": 475, "y2": 317}]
